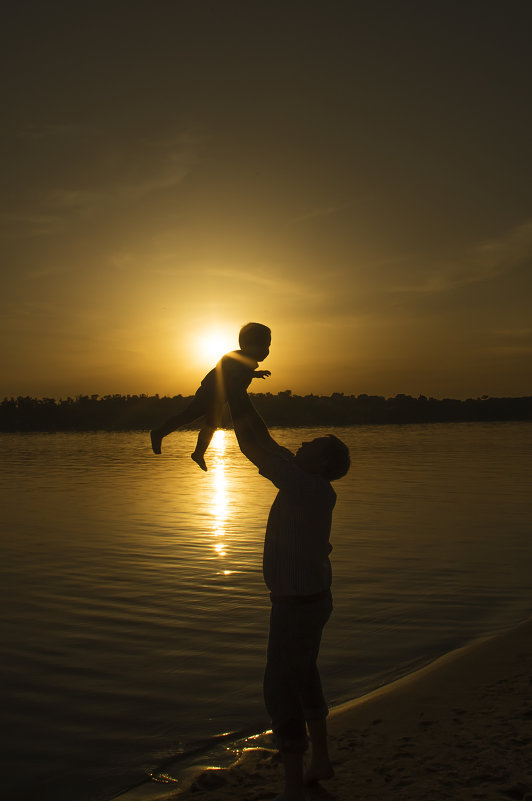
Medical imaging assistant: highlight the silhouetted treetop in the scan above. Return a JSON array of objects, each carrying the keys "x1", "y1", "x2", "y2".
[{"x1": 1, "y1": 392, "x2": 531, "y2": 431}]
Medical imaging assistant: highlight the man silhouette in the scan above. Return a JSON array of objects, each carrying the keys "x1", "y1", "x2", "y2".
[{"x1": 223, "y1": 370, "x2": 350, "y2": 801}]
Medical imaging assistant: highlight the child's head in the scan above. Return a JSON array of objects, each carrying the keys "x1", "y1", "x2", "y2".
[{"x1": 239, "y1": 322, "x2": 271, "y2": 361}]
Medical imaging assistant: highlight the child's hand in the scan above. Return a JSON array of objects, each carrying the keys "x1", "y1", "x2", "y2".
[{"x1": 254, "y1": 370, "x2": 271, "y2": 379}]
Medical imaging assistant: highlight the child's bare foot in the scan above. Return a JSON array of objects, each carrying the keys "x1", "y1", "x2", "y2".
[
  {"x1": 150, "y1": 430, "x2": 162, "y2": 454},
  {"x1": 303, "y1": 760, "x2": 334, "y2": 785},
  {"x1": 191, "y1": 452, "x2": 207, "y2": 471}
]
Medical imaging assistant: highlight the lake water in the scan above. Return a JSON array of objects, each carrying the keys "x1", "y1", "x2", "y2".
[{"x1": 1, "y1": 423, "x2": 532, "y2": 801}]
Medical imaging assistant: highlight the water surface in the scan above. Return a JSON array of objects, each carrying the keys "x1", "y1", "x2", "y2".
[{"x1": 1, "y1": 423, "x2": 531, "y2": 800}]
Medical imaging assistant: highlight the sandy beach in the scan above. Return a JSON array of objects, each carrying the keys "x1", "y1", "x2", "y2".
[{"x1": 116, "y1": 617, "x2": 532, "y2": 801}]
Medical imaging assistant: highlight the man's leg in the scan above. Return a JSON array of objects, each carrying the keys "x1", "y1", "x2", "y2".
[
  {"x1": 276, "y1": 751, "x2": 305, "y2": 801},
  {"x1": 264, "y1": 601, "x2": 308, "y2": 801},
  {"x1": 264, "y1": 596, "x2": 333, "y2": 799},
  {"x1": 300, "y1": 595, "x2": 334, "y2": 785},
  {"x1": 304, "y1": 718, "x2": 334, "y2": 785}
]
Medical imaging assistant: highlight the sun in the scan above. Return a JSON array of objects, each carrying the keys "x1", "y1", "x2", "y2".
[{"x1": 195, "y1": 328, "x2": 236, "y2": 366}]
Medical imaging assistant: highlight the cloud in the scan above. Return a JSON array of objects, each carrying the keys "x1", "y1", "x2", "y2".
[
  {"x1": 490, "y1": 327, "x2": 532, "y2": 354},
  {"x1": 17, "y1": 123, "x2": 87, "y2": 140},
  {"x1": 391, "y1": 219, "x2": 532, "y2": 295},
  {"x1": 48, "y1": 132, "x2": 199, "y2": 209},
  {"x1": 0, "y1": 212, "x2": 64, "y2": 238},
  {"x1": 97, "y1": 132, "x2": 201, "y2": 204},
  {"x1": 1, "y1": 131, "x2": 201, "y2": 238},
  {"x1": 290, "y1": 205, "x2": 346, "y2": 224},
  {"x1": 203, "y1": 267, "x2": 321, "y2": 300}
]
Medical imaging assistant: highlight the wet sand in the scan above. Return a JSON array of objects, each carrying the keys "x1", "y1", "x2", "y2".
[{"x1": 115, "y1": 617, "x2": 532, "y2": 801}]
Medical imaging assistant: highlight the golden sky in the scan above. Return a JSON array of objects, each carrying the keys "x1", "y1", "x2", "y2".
[{"x1": 2, "y1": 1, "x2": 532, "y2": 399}]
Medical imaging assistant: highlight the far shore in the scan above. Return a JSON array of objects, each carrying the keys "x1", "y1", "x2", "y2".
[
  {"x1": 114, "y1": 616, "x2": 532, "y2": 801},
  {"x1": 2, "y1": 393, "x2": 531, "y2": 432}
]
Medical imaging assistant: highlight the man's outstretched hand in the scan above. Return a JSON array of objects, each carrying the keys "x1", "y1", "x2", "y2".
[
  {"x1": 254, "y1": 370, "x2": 271, "y2": 379},
  {"x1": 223, "y1": 360, "x2": 290, "y2": 463}
]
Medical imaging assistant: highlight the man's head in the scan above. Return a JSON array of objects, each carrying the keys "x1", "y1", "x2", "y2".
[
  {"x1": 294, "y1": 434, "x2": 350, "y2": 481},
  {"x1": 239, "y1": 322, "x2": 271, "y2": 361}
]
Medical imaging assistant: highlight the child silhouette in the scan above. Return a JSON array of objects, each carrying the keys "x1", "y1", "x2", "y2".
[{"x1": 150, "y1": 322, "x2": 271, "y2": 470}]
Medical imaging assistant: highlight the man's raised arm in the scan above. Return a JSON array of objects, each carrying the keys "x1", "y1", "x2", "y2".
[{"x1": 223, "y1": 370, "x2": 287, "y2": 468}]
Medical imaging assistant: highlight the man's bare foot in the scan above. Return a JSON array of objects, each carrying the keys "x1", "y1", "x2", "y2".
[
  {"x1": 191, "y1": 452, "x2": 208, "y2": 471},
  {"x1": 303, "y1": 760, "x2": 334, "y2": 785},
  {"x1": 150, "y1": 430, "x2": 162, "y2": 454}
]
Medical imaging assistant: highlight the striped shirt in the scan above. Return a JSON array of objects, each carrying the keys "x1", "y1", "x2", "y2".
[{"x1": 258, "y1": 451, "x2": 337, "y2": 596}]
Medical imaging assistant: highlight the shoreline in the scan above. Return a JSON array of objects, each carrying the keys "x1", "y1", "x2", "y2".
[{"x1": 113, "y1": 616, "x2": 532, "y2": 801}]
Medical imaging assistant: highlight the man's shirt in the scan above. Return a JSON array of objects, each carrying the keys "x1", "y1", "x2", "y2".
[{"x1": 258, "y1": 451, "x2": 337, "y2": 596}]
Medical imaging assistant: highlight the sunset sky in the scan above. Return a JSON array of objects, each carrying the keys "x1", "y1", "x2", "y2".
[{"x1": 2, "y1": 1, "x2": 532, "y2": 400}]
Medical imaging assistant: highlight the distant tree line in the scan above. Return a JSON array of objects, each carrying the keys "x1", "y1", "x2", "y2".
[{"x1": 1, "y1": 391, "x2": 531, "y2": 432}]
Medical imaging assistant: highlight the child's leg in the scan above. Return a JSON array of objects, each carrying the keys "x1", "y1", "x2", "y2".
[
  {"x1": 150, "y1": 397, "x2": 205, "y2": 454},
  {"x1": 190, "y1": 425, "x2": 216, "y2": 471},
  {"x1": 190, "y1": 404, "x2": 222, "y2": 471}
]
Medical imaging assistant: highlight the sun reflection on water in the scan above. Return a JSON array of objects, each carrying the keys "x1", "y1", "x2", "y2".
[{"x1": 210, "y1": 429, "x2": 230, "y2": 564}]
